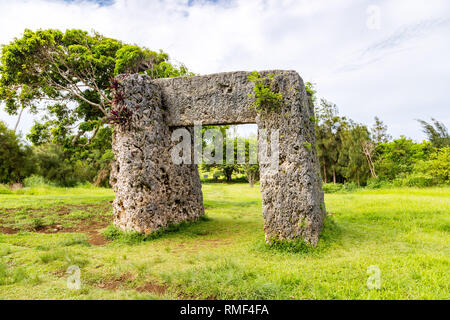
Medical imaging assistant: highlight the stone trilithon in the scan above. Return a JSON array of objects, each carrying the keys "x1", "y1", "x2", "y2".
[{"x1": 110, "y1": 70, "x2": 326, "y2": 246}]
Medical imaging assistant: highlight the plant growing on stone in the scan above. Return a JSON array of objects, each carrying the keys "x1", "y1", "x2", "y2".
[
  {"x1": 106, "y1": 77, "x2": 132, "y2": 126},
  {"x1": 248, "y1": 71, "x2": 283, "y2": 113}
]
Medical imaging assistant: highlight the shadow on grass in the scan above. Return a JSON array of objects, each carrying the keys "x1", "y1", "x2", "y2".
[
  {"x1": 253, "y1": 217, "x2": 342, "y2": 256},
  {"x1": 102, "y1": 215, "x2": 212, "y2": 244}
]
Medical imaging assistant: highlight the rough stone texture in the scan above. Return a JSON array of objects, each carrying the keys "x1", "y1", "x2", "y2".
[
  {"x1": 255, "y1": 71, "x2": 326, "y2": 246},
  {"x1": 110, "y1": 75, "x2": 204, "y2": 234},
  {"x1": 155, "y1": 71, "x2": 258, "y2": 126},
  {"x1": 110, "y1": 70, "x2": 326, "y2": 246}
]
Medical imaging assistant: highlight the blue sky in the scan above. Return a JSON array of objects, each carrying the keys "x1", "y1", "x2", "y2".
[{"x1": 1, "y1": 0, "x2": 449, "y2": 141}]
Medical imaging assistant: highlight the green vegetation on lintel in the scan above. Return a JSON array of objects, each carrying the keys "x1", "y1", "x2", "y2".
[{"x1": 248, "y1": 71, "x2": 284, "y2": 113}]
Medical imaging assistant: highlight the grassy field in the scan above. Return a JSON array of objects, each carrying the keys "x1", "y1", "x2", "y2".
[{"x1": 0, "y1": 183, "x2": 449, "y2": 300}]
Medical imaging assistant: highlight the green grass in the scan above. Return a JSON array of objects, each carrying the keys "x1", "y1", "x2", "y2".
[{"x1": 0, "y1": 184, "x2": 448, "y2": 299}]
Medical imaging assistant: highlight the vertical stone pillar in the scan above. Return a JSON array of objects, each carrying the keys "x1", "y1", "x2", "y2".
[
  {"x1": 257, "y1": 72, "x2": 326, "y2": 246},
  {"x1": 110, "y1": 74, "x2": 204, "y2": 234}
]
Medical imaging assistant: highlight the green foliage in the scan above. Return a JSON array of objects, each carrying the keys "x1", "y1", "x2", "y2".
[
  {"x1": 0, "y1": 29, "x2": 193, "y2": 186},
  {"x1": 322, "y1": 183, "x2": 345, "y2": 193},
  {"x1": 417, "y1": 118, "x2": 450, "y2": 148},
  {"x1": 201, "y1": 127, "x2": 260, "y2": 185},
  {"x1": 314, "y1": 99, "x2": 347, "y2": 184},
  {"x1": 33, "y1": 143, "x2": 78, "y2": 187},
  {"x1": 338, "y1": 123, "x2": 371, "y2": 186},
  {"x1": 413, "y1": 146, "x2": 450, "y2": 184},
  {"x1": 248, "y1": 71, "x2": 283, "y2": 113},
  {"x1": 374, "y1": 137, "x2": 432, "y2": 181},
  {"x1": 0, "y1": 121, "x2": 35, "y2": 183},
  {"x1": 305, "y1": 81, "x2": 317, "y2": 104},
  {"x1": 401, "y1": 173, "x2": 435, "y2": 187},
  {"x1": 302, "y1": 141, "x2": 312, "y2": 151},
  {"x1": 23, "y1": 175, "x2": 47, "y2": 187},
  {"x1": 371, "y1": 116, "x2": 391, "y2": 144},
  {"x1": 365, "y1": 177, "x2": 389, "y2": 189}
]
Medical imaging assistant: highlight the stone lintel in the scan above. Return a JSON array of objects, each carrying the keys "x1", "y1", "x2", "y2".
[{"x1": 155, "y1": 70, "x2": 299, "y2": 126}]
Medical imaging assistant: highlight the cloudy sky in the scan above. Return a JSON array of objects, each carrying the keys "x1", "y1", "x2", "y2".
[{"x1": 0, "y1": 0, "x2": 449, "y2": 141}]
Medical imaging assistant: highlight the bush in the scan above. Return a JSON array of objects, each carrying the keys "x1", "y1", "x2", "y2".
[
  {"x1": 0, "y1": 121, "x2": 36, "y2": 184},
  {"x1": 0, "y1": 184, "x2": 12, "y2": 194},
  {"x1": 343, "y1": 182, "x2": 358, "y2": 191},
  {"x1": 23, "y1": 175, "x2": 48, "y2": 187},
  {"x1": 322, "y1": 183, "x2": 344, "y2": 193},
  {"x1": 413, "y1": 147, "x2": 450, "y2": 184},
  {"x1": 366, "y1": 177, "x2": 389, "y2": 189},
  {"x1": 401, "y1": 173, "x2": 435, "y2": 187},
  {"x1": 33, "y1": 144, "x2": 80, "y2": 187}
]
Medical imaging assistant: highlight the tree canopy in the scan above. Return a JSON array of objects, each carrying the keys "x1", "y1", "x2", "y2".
[{"x1": 0, "y1": 29, "x2": 193, "y2": 146}]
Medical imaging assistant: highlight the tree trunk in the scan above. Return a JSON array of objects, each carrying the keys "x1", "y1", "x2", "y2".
[
  {"x1": 322, "y1": 160, "x2": 327, "y2": 184},
  {"x1": 333, "y1": 168, "x2": 336, "y2": 184},
  {"x1": 249, "y1": 174, "x2": 255, "y2": 188},
  {"x1": 14, "y1": 107, "x2": 24, "y2": 133}
]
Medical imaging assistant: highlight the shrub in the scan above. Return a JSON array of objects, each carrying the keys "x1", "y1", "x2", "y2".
[
  {"x1": 401, "y1": 173, "x2": 435, "y2": 187},
  {"x1": 23, "y1": 175, "x2": 48, "y2": 187},
  {"x1": 0, "y1": 184, "x2": 12, "y2": 194},
  {"x1": 33, "y1": 144, "x2": 80, "y2": 187},
  {"x1": 0, "y1": 121, "x2": 36, "y2": 184},
  {"x1": 413, "y1": 147, "x2": 450, "y2": 184},
  {"x1": 322, "y1": 183, "x2": 344, "y2": 193},
  {"x1": 366, "y1": 177, "x2": 389, "y2": 189},
  {"x1": 343, "y1": 182, "x2": 358, "y2": 191}
]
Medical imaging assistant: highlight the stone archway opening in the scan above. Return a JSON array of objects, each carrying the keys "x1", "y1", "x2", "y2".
[{"x1": 110, "y1": 70, "x2": 326, "y2": 246}]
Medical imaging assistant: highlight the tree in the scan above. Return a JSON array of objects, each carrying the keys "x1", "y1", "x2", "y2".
[
  {"x1": 0, "y1": 121, "x2": 35, "y2": 183},
  {"x1": 243, "y1": 163, "x2": 259, "y2": 187},
  {"x1": 417, "y1": 118, "x2": 450, "y2": 148},
  {"x1": 361, "y1": 140, "x2": 377, "y2": 178},
  {"x1": 0, "y1": 29, "x2": 192, "y2": 147},
  {"x1": 371, "y1": 116, "x2": 391, "y2": 144},
  {"x1": 374, "y1": 136, "x2": 432, "y2": 180},
  {"x1": 201, "y1": 126, "x2": 240, "y2": 182},
  {"x1": 242, "y1": 137, "x2": 259, "y2": 187},
  {"x1": 338, "y1": 123, "x2": 371, "y2": 186},
  {"x1": 315, "y1": 99, "x2": 346, "y2": 184}
]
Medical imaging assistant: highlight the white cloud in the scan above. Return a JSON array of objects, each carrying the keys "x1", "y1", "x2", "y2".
[{"x1": 0, "y1": 0, "x2": 449, "y2": 141}]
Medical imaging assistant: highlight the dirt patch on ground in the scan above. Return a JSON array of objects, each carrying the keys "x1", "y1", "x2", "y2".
[
  {"x1": 0, "y1": 226, "x2": 18, "y2": 234},
  {"x1": 0, "y1": 203, "x2": 111, "y2": 245},
  {"x1": 52, "y1": 270, "x2": 67, "y2": 278},
  {"x1": 96, "y1": 273, "x2": 134, "y2": 290},
  {"x1": 44, "y1": 220, "x2": 110, "y2": 245},
  {"x1": 93, "y1": 273, "x2": 168, "y2": 296},
  {"x1": 136, "y1": 282, "x2": 168, "y2": 295},
  {"x1": 87, "y1": 232, "x2": 108, "y2": 246}
]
